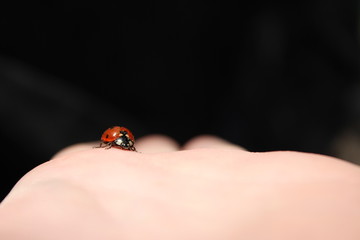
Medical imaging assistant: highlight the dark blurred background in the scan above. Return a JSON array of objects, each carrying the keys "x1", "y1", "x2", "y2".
[{"x1": 0, "y1": 2, "x2": 359, "y2": 200}]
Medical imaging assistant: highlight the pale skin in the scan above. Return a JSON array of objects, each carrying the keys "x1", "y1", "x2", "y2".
[{"x1": 0, "y1": 135, "x2": 359, "y2": 240}]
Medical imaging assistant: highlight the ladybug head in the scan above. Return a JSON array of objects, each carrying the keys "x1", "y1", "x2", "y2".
[{"x1": 114, "y1": 134, "x2": 135, "y2": 150}]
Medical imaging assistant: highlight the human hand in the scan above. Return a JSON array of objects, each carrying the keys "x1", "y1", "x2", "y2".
[{"x1": 1, "y1": 135, "x2": 359, "y2": 240}]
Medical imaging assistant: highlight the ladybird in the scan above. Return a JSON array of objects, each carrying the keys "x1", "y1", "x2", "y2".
[{"x1": 97, "y1": 126, "x2": 136, "y2": 151}]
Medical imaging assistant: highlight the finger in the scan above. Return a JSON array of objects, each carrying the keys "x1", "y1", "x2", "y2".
[
  {"x1": 135, "y1": 134, "x2": 180, "y2": 153},
  {"x1": 182, "y1": 135, "x2": 247, "y2": 151},
  {"x1": 52, "y1": 142, "x2": 96, "y2": 159}
]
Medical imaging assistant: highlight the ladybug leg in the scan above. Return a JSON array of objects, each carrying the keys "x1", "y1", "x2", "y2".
[
  {"x1": 93, "y1": 142, "x2": 103, "y2": 148},
  {"x1": 94, "y1": 142, "x2": 112, "y2": 149},
  {"x1": 104, "y1": 143, "x2": 113, "y2": 150}
]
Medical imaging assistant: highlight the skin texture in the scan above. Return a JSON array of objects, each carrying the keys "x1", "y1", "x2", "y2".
[{"x1": 0, "y1": 135, "x2": 359, "y2": 240}]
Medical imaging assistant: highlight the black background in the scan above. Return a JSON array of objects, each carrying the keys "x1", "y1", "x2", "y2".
[{"x1": 0, "y1": 1, "x2": 359, "y2": 200}]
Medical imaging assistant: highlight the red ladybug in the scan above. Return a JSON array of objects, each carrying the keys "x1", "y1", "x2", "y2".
[{"x1": 97, "y1": 126, "x2": 136, "y2": 151}]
